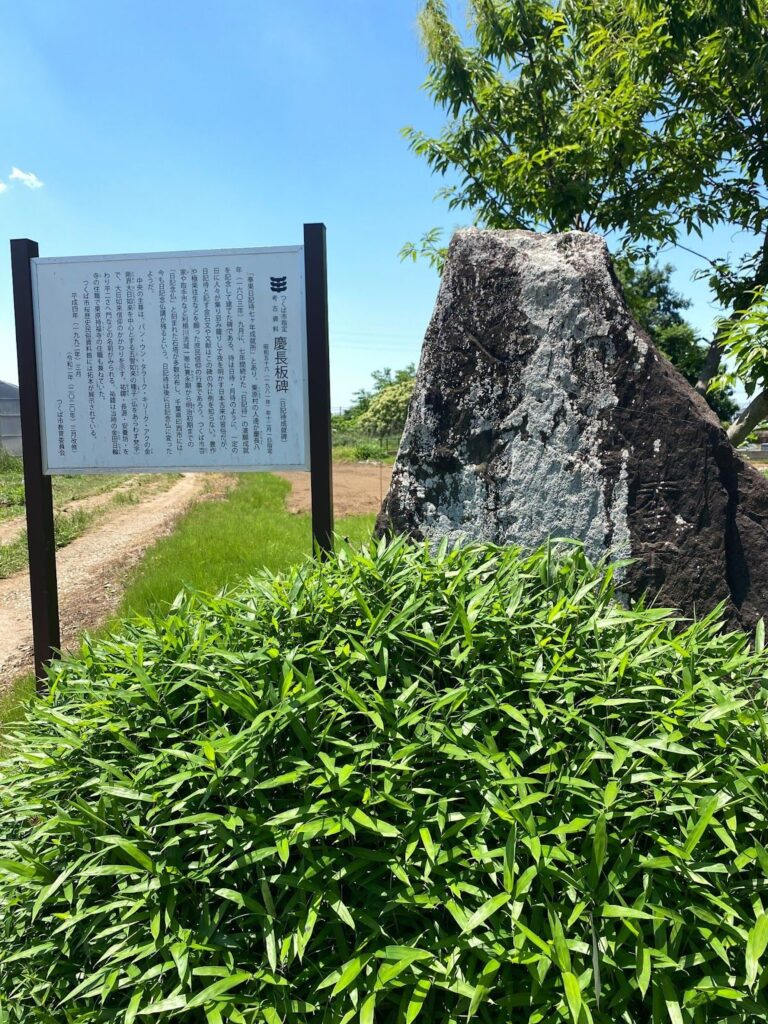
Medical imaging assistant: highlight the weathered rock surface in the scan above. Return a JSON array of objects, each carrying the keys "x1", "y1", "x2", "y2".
[{"x1": 377, "y1": 228, "x2": 768, "y2": 629}]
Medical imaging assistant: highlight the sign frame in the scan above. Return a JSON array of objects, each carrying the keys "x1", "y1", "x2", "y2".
[
  {"x1": 31, "y1": 244, "x2": 311, "y2": 475},
  {"x1": 10, "y1": 224, "x2": 334, "y2": 686}
]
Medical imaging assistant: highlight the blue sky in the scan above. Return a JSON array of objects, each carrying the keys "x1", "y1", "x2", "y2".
[{"x1": 0, "y1": 0, "x2": 754, "y2": 410}]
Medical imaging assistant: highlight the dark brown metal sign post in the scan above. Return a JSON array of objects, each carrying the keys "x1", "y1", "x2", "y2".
[
  {"x1": 10, "y1": 238, "x2": 60, "y2": 688},
  {"x1": 303, "y1": 223, "x2": 334, "y2": 556}
]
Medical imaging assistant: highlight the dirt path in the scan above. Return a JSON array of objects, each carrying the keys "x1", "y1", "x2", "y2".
[
  {"x1": 0, "y1": 477, "x2": 142, "y2": 546},
  {"x1": 277, "y1": 462, "x2": 392, "y2": 517},
  {"x1": 0, "y1": 474, "x2": 210, "y2": 689}
]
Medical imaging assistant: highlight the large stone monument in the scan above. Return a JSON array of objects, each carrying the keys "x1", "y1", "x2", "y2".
[{"x1": 377, "y1": 229, "x2": 768, "y2": 628}]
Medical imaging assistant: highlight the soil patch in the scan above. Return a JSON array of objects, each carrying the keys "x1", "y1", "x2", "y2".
[{"x1": 277, "y1": 462, "x2": 392, "y2": 517}]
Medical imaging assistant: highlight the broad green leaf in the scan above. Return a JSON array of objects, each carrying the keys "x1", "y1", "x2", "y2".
[
  {"x1": 636, "y1": 939, "x2": 652, "y2": 997},
  {"x1": 515, "y1": 865, "x2": 537, "y2": 897},
  {"x1": 0, "y1": 859, "x2": 40, "y2": 879},
  {"x1": 97, "y1": 837, "x2": 154, "y2": 873},
  {"x1": 360, "y1": 992, "x2": 376, "y2": 1024},
  {"x1": 186, "y1": 973, "x2": 252, "y2": 1008},
  {"x1": 261, "y1": 876, "x2": 279, "y2": 971},
  {"x1": 683, "y1": 795, "x2": 720, "y2": 859},
  {"x1": 331, "y1": 897, "x2": 356, "y2": 930},
  {"x1": 503, "y1": 823, "x2": 517, "y2": 892},
  {"x1": 591, "y1": 813, "x2": 607, "y2": 882},
  {"x1": 125, "y1": 991, "x2": 143, "y2": 1024},
  {"x1": 600, "y1": 905, "x2": 657, "y2": 920},
  {"x1": 332, "y1": 955, "x2": 369, "y2": 996},
  {"x1": 351, "y1": 807, "x2": 399, "y2": 838},
  {"x1": 660, "y1": 975, "x2": 684, "y2": 1024},
  {"x1": 550, "y1": 911, "x2": 572, "y2": 972},
  {"x1": 463, "y1": 892, "x2": 511, "y2": 933},
  {"x1": 377, "y1": 947, "x2": 433, "y2": 985},
  {"x1": 405, "y1": 978, "x2": 430, "y2": 1024},
  {"x1": 467, "y1": 983, "x2": 491, "y2": 1019},
  {"x1": 137, "y1": 994, "x2": 187, "y2": 1015},
  {"x1": 746, "y1": 913, "x2": 768, "y2": 987},
  {"x1": 604, "y1": 781, "x2": 619, "y2": 808},
  {"x1": 563, "y1": 971, "x2": 582, "y2": 1023},
  {"x1": 377, "y1": 946, "x2": 433, "y2": 963},
  {"x1": 419, "y1": 827, "x2": 436, "y2": 861}
]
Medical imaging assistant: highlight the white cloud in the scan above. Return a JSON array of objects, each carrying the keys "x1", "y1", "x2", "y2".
[
  {"x1": 9, "y1": 167, "x2": 44, "y2": 189},
  {"x1": 0, "y1": 182, "x2": 7, "y2": 194}
]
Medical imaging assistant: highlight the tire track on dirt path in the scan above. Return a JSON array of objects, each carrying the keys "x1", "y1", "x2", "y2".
[{"x1": 0, "y1": 474, "x2": 211, "y2": 689}]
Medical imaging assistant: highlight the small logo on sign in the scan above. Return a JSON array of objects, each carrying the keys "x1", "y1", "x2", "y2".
[{"x1": 270, "y1": 276, "x2": 287, "y2": 293}]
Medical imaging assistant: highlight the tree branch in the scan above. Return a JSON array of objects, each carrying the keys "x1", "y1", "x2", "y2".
[
  {"x1": 466, "y1": 93, "x2": 518, "y2": 164},
  {"x1": 435, "y1": 142, "x2": 523, "y2": 227},
  {"x1": 727, "y1": 387, "x2": 768, "y2": 447},
  {"x1": 664, "y1": 239, "x2": 723, "y2": 273},
  {"x1": 695, "y1": 334, "x2": 727, "y2": 396},
  {"x1": 695, "y1": 227, "x2": 768, "y2": 394}
]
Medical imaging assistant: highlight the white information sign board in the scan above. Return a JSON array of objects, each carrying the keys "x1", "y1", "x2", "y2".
[{"x1": 31, "y1": 246, "x2": 309, "y2": 473}]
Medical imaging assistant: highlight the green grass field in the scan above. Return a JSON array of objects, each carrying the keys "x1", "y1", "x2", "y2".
[
  {"x1": 0, "y1": 450, "x2": 128, "y2": 523},
  {"x1": 0, "y1": 676, "x2": 34, "y2": 728},
  {"x1": 117, "y1": 473, "x2": 374, "y2": 618}
]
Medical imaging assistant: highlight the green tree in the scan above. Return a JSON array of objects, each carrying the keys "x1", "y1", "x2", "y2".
[
  {"x1": 404, "y1": 0, "x2": 768, "y2": 444},
  {"x1": 334, "y1": 364, "x2": 416, "y2": 432},
  {"x1": 613, "y1": 258, "x2": 738, "y2": 420},
  {"x1": 356, "y1": 376, "x2": 415, "y2": 438}
]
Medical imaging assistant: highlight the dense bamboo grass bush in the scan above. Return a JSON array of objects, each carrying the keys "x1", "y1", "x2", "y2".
[{"x1": 2, "y1": 539, "x2": 768, "y2": 1022}]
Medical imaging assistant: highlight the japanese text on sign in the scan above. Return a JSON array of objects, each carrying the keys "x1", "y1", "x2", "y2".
[{"x1": 31, "y1": 247, "x2": 309, "y2": 473}]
